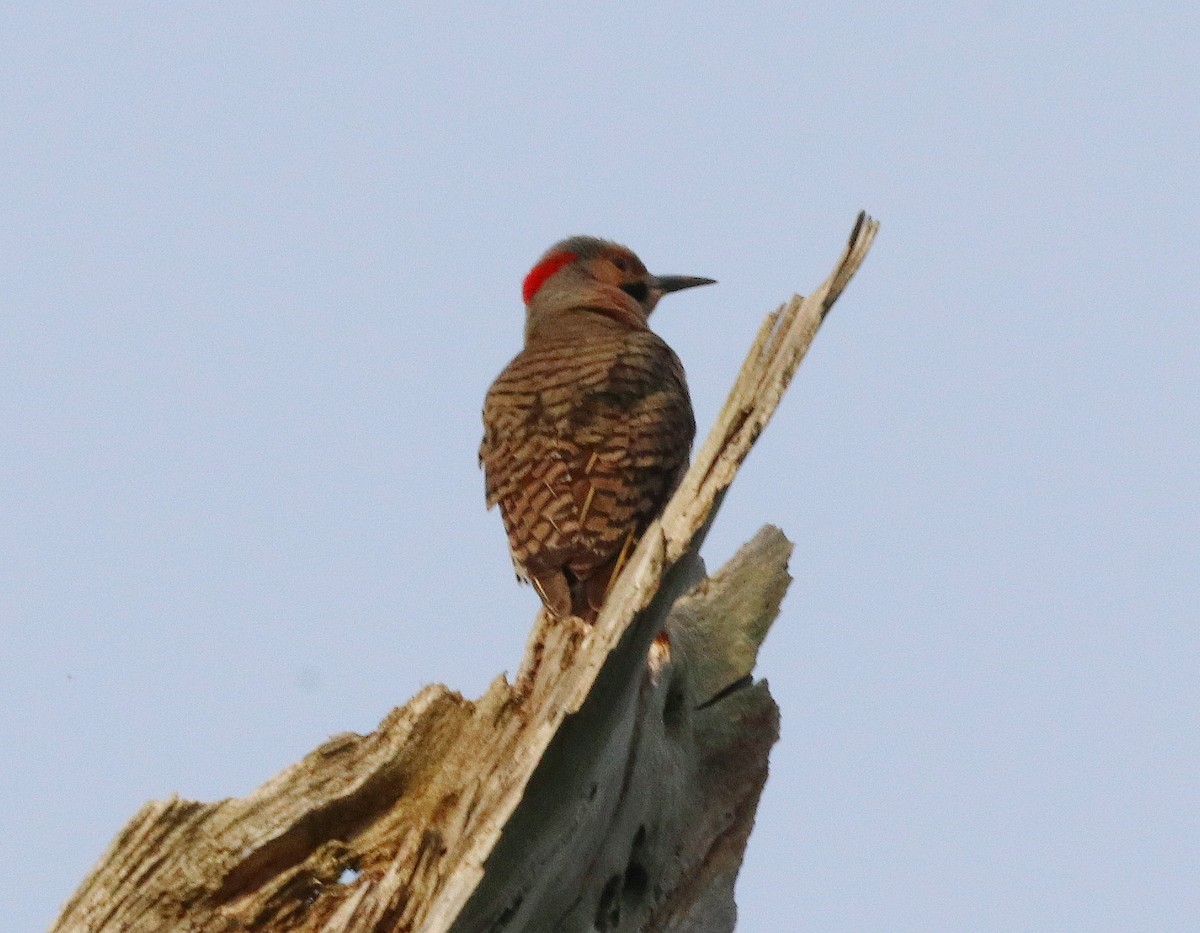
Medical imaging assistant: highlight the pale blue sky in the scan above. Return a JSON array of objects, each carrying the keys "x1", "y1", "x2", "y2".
[{"x1": 2, "y1": 4, "x2": 1197, "y2": 931}]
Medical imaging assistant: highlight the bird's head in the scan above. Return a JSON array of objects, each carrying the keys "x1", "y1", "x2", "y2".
[{"x1": 521, "y1": 236, "x2": 715, "y2": 335}]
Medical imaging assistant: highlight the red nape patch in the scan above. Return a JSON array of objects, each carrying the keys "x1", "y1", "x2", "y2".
[{"x1": 522, "y1": 251, "x2": 577, "y2": 305}]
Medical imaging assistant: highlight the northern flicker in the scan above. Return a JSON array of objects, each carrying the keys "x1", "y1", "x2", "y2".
[{"x1": 480, "y1": 236, "x2": 714, "y2": 620}]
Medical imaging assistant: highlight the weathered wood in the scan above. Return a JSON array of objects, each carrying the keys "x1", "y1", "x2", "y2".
[{"x1": 52, "y1": 214, "x2": 877, "y2": 932}]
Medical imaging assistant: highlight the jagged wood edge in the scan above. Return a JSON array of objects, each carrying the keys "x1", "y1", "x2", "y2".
[{"x1": 51, "y1": 213, "x2": 878, "y2": 932}]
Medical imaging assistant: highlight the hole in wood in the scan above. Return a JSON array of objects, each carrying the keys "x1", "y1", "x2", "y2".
[
  {"x1": 662, "y1": 675, "x2": 686, "y2": 735},
  {"x1": 594, "y1": 873, "x2": 622, "y2": 930},
  {"x1": 623, "y1": 825, "x2": 649, "y2": 903}
]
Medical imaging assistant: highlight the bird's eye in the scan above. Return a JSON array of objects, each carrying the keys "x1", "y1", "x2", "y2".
[{"x1": 621, "y1": 282, "x2": 649, "y2": 302}]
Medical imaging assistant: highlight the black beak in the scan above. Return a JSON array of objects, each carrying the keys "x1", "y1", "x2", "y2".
[{"x1": 654, "y1": 274, "x2": 718, "y2": 294}]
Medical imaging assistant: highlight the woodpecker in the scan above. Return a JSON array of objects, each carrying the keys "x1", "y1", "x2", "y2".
[{"x1": 480, "y1": 236, "x2": 714, "y2": 620}]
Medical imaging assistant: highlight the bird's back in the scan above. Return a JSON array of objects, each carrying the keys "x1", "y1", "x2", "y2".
[{"x1": 481, "y1": 315, "x2": 694, "y2": 618}]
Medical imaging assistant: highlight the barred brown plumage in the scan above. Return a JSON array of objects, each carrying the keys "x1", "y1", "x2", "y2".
[{"x1": 480, "y1": 236, "x2": 714, "y2": 620}]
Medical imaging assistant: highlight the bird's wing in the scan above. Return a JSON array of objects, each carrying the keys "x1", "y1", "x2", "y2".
[
  {"x1": 556, "y1": 334, "x2": 695, "y2": 575},
  {"x1": 479, "y1": 332, "x2": 694, "y2": 583}
]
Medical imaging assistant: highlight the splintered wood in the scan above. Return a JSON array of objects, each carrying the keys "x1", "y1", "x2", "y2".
[{"x1": 53, "y1": 214, "x2": 877, "y2": 933}]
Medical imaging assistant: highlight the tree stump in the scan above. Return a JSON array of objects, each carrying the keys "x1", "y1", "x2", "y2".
[{"x1": 52, "y1": 214, "x2": 878, "y2": 933}]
